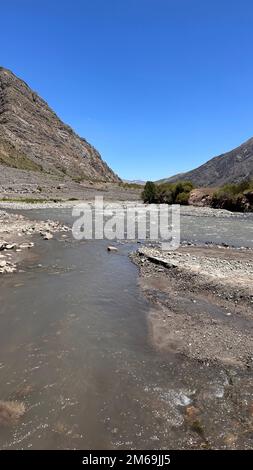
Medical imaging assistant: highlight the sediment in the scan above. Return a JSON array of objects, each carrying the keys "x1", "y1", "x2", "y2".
[{"x1": 131, "y1": 244, "x2": 253, "y2": 367}]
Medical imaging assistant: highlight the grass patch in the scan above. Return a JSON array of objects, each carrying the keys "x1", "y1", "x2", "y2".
[
  {"x1": 0, "y1": 197, "x2": 62, "y2": 204},
  {"x1": 119, "y1": 182, "x2": 144, "y2": 190},
  {"x1": 0, "y1": 141, "x2": 43, "y2": 172},
  {"x1": 72, "y1": 174, "x2": 89, "y2": 183}
]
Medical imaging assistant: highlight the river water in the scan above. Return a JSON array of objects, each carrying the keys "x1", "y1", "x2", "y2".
[{"x1": 0, "y1": 208, "x2": 252, "y2": 449}]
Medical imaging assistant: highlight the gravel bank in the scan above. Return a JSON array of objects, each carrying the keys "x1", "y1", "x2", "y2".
[
  {"x1": 0, "y1": 210, "x2": 69, "y2": 273},
  {"x1": 131, "y1": 244, "x2": 253, "y2": 367}
]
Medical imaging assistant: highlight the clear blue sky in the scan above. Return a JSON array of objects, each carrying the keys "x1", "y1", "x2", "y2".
[{"x1": 1, "y1": 0, "x2": 253, "y2": 180}]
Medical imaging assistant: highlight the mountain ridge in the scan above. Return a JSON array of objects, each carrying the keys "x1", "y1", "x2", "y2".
[
  {"x1": 159, "y1": 137, "x2": 253, "y2": 187},
  {"x1": 0, "y1": 67, "x2": 120, "y2": 183}
]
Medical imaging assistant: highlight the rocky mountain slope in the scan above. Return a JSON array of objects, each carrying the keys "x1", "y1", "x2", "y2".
[
  {"x1": 0, "y1": 67, "x2": 120, "y2": 184},
  {"x1": 160, "y1": 137, "x2": 253, "y2": 187}
]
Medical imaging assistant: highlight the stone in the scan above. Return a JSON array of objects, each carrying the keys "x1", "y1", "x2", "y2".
[
  {"x1": 107, "y1": 246, "x2": 118, "y2": 252},
  {"x1": 19, "y1": 242, "x2": 34, "y2": 249},
  {"x1": 42, "y1": 232, "x2": 53, "y2": 240}
]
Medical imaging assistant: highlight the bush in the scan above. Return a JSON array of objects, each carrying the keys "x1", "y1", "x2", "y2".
[
  {"x1": 211, "y1": 179, "x2": 253, "y2": 212},
  {"x1": 156, "y1": 185, "x2": 174, "y2": 204},
  {"x1": 141, "y1": 180, "x2": 194, "y2": 205},
  {"x1": 176, "y1": 191, "x2": 190, "y2": 205}
]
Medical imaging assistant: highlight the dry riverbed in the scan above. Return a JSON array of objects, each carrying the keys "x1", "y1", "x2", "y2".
[{"x1": 0, "y1": 209, "x2": 69, "y2": 273}]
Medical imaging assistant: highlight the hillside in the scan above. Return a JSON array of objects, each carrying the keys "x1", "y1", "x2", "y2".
[
  {"x1": 0, "y1": 67, "x2": 120, "y2": 184},
  {"x1": 160, "y1": 137, "x2": 253, "y2": 187}
]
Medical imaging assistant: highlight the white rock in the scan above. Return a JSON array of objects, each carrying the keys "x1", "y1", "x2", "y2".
[
  {"x1": 5, "y1": 244, "x2": 16, "y2": 250},
  {"x1": 42, "y1": 232, "x2": 53, "y2": 240},
  {"x1": 107, "y1": 246, "x2": 118, "y2": 252}
]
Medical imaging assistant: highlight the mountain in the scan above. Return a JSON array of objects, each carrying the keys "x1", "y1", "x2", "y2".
[
  {"x1": 123, "y1": 179, "x2": 146, "y2": 185},
  {"x1": 160, "y1": 137, "x2": 253, "y2": 187},
  {"x1": 0, "y1": 67, "x2": 120, "y2": 183}
]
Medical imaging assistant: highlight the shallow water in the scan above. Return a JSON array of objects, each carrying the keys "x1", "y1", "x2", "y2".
[
  {"x1": 0, "y1": 208, "x2": 252, "y2": 449},
  {"x1": 180, "y1": 211, "x2": 253, "y2": 247}
]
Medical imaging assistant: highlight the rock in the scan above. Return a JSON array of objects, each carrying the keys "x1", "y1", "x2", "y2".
[
  {"x1": 19, "y1": 242, "x2": 34, "y2": 249},
  {"x1": 185, "y1": 405, "x2": 199, "y2": 421},
  {"x1": 5, "y1": 243, "x2": 16, "y2": 250},
  {"x1": 0, "y1": 260, "x2": 7, "y2": 267},
  {"x1": 41, "y1": 232, "x2": 53, "y2": 240},
  {"x1": 107, "y1": 246, "x2": 118, "y2": 252}
]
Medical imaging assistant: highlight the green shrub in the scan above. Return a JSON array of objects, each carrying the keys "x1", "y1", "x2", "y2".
[
  {"x1": 211, "y1": 179, "x2": 253, "y2": 212},
  {"x1": 141, "y1": 180, "x2": 194, "y2": 205},
  {"x1": 156, "y1": 185, "x2": 174, "y2": 204},
  {"x1": 176, "y1": 191, "x2": 190, "y2": 205},
  {"x1": 142, "y1": 181, "x2": 157, "y2": 203}
]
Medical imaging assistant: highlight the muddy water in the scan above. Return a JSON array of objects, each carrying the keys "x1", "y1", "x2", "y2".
[{"x1": 0, "y1": 209, "x2": 252, "y2": 449}]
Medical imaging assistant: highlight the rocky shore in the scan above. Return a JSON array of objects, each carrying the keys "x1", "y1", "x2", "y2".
[
  {"x1": 0, "y1": 209, "x2": 69, "y2": 274},
  {"x1": 131, "y1": 243, "x2": 253, "y2": 368}
]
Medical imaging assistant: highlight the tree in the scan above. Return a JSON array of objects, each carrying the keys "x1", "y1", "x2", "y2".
[{"x1": 142, "y1": 181, "x2": 157, "y2": 203}]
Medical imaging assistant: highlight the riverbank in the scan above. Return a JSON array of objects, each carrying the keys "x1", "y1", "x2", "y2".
[
  {"x1": 0, "y1": 171, "x2": 142, "y2": 203},
  {"x1": 0, "y1": 209, "x2": 68, "y2": 273},
  {"x1": 0, "y1": 199, "x2": 247, "y2": 216},
  {"x1": 131, "y1": 244, "x2": 253, "y2": 368}
]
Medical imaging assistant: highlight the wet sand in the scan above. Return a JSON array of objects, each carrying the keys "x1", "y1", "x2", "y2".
[{"x1": 131, "y1": 245, "x2": 253, "y2": 366}]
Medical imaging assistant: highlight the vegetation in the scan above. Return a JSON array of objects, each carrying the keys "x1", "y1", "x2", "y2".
[
  {"x1": 0, "y1": 197, "x2": 81, "y2": 203},
  {"x1": 119, "y1": 182, "x2": 144, "y2": 190},
  {"x1": 72, "y1": 174, "x2": 89, "y2": 183},
  {"x1": 0, "y1": 147, "x2": 43, "y2": 172},
  {"x1": 142, "y1": 181, "x2": 194, "y2": 205},
  {"x1": 211, "y1": 180, "x2": 253, "y2": 212},
  {"x1": 0, "y1": 197, "x2": 62, "y2": 203},
  {"x1": 141, "y1": 181, "x2": 157, "y2": 203},
  {"x1": 141, "y1": 178, "x2": 253, "y2": 212}
]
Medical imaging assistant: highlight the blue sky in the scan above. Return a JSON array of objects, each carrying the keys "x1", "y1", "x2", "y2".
[{"x1": 1, "y1": 0, "x2": 253, "y2": 180}]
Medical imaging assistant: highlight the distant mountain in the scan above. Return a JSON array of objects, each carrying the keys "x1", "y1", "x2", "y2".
[
  {"x1": 157, "y1": 172, "x2": 186, "y2": 184},
  {"x1": 0, "y1": 67, "x2": 120, "y2": 182},
  {"x1": 123, "y1": 179, "x2": 146, "y2": 185},
  {"x1": 159, "y1": 137, "x2": 253, "y2": 187}
]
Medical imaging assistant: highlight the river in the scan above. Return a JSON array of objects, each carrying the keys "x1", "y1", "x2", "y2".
[{"x1": 0, "y1": 208, "x2": 252, "y2": 449}]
